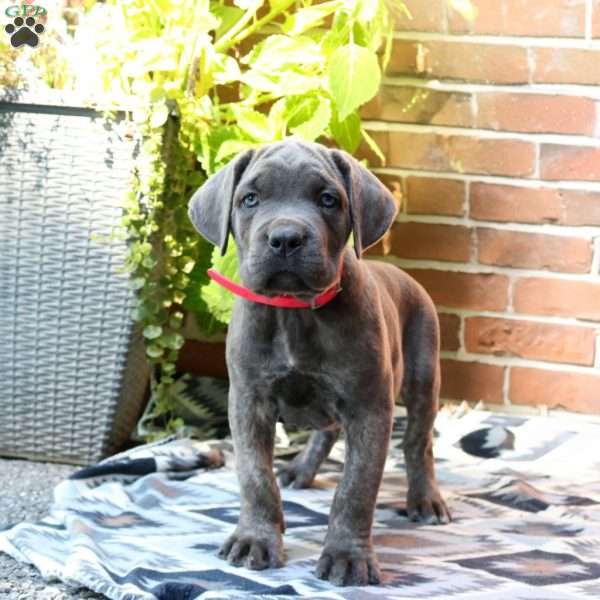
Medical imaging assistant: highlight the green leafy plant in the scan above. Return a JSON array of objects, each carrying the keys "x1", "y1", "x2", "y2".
[
  {"x1": 89, "y1": 0, "x2": 402, "y2": 434},
  {"x1": 5, "y1": 0, "x2": 404, "y2": 435}
]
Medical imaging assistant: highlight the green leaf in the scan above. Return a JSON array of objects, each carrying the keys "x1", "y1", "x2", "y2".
[
  {"x1": 231, "y1": 105, "x2": 273, "y2": 142},
  {"x1": 291, "y1": 97, "x2": 331, "y2": 141},
  {"x1": 129, "y1": 277, "x2": 146, "y2": 290},
  {"x1": 215, "y1": 138, "x2": 255, "y2": 163},
  {"x1": 150, "y1": 103, "x2": 169, "y2": 129},
  {"x1": 213, "y1": 5, "x2": 245, "y2": 40},
  {"x1": 283, "y1": 1, "x2": 344, "y2": 35},
  {"x1": 328, "y1": 44, "x2": 381, "y2": 121},
  {"x1": 329, "y1": 110, "x2": 361, "y2": 153},
  {"x1": 169, "y1": 311, "x2": 184, "y2": 329},
  {"x1": 243, "y1": 35, "x2": 323, "y2": 71},
  {"x1": 200, "y1": 243, "x2": 240, "y2": 324},
  {"x1": 321, "y1": 11, "x2": 351, "y2": 58},
  {"x1": 357, "y1": 0, "x2": 381, "y2": 23},
  {"x1": 212, "y1": 54, "x2": 241, "y2": 85},
  {"x1": 198, "y1": 126, "x2": 240, "y2": 175},
  {"x1": 269, "y1": 0, "x2": 293, "y2": 9},
  {"x1": 163, "y1": 332, "x2": 185, "y2": 350},
  {"x1": 162, "y1": 362, "x2": 176, "y2": 375},
  {"x1": 146, "y1": 344, "x2": 164, "y2": 359},
  {"x1": 241, "y1": 70, "x2": 322, "y2": 96},
  {"x1": 143, "y1": 325, "x2": 163, "y2": 339}
]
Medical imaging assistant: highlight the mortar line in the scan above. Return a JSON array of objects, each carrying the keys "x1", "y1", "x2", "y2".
[
  {"x1": 364, "y1": 119, "x2": 600, "y2": 145},
  {"x1": 592, "y1": 236, "x2": 600, "y2": 274},
  {"x1": 391, "y1": 212, "x2": 600, "y2": 238},
  {"x1": 586, "y1": 0, "x2": 593, "y2": 41},
  {"x1": 382, "y1": 76, "x2": 600, "y2": 100},
  {"x1": 392, "y1": 30, "x2": 599, "y2": 48},
  {"x1": 438, "y1": 351, "x2": 600, "y2": 374},
  {"x1": 373, "y1": 166, "x2": 600, "y2": 192},
  {"x1": 433, "y1": 308, "x2": 600, "y2": 329},
  {"x1": 377, "y1": 255, "x2": 600, "y2": 282}
]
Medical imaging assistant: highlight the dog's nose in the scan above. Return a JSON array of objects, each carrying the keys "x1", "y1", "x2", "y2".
[{"x1": 268, "y1": 226, "x2": 305, "y2": 257}]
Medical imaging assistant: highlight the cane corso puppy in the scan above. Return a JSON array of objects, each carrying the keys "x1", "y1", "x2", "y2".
[{"x1": 188, "y1": 140, "x2": 450, "y2": 586}]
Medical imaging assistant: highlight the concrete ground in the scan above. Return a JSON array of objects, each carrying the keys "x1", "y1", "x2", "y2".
[{"x1": 0, "y1": 457, "x2": 105, "y2": 600}]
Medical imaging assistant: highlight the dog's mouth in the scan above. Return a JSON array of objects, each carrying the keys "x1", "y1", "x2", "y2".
[{"x1": 262, "y1": 271, "x2": 319, "y2": 296}]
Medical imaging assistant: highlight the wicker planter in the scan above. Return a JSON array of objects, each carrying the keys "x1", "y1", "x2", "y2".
[{"x1": 0, "y1": 91, "x2": 149, "y2": 465}]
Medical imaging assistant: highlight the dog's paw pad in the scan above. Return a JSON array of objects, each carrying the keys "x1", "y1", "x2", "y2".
[
  {"x1": 316, "y1": 550, "x2": 381, "y2": 586},
  {"x1": 5, "y1": 15, "x2": 44, "y2": 48}
]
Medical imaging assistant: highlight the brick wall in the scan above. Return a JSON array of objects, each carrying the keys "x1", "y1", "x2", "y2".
[{"x1": 361, "y1": 0, "x2": 600, "y2": 413}]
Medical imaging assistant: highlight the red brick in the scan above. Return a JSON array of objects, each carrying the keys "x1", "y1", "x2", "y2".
[
  {"x1": 406, "y1": 269, "x2": 510, "y2": 311},
  {"x1": 477, "y1": 228, "x2": 593, "y2": 273},
  {"x1": 449, "y1": 0, "x2": 586, "y2": 37},
  {"x1": 560, "y1": 190, "x2": 600, "y2": 226},
  {"x1": 406, "y1": 177, "x2": 465, "y2": 216},
  {"x1": 386, "y1": 131, "x2": 447, "y2": 171},
  {"x1": 388, "y1": 41, "x2": 530, "y2": 84},
  {"x1": 386, "y1": 132, "x2": 536, "y2": 177},
  {"x1": 533, "y1": 48, "x2": 600, "y2": 85},
  {"x1": 476, "y1": 93, "x2": 596, "y2": 135},
  {"x1": 540, "y1": 144, "x2": 600, "y2": 182},
  {"x1": 389, "y1": 223, "x2": 471, "y2": 262},
  {"x1": 448, "y1": 136, "x2": 535, "y2": 177},
  {"x1": 439, "y1": 313, "x2": 461, "y2": 352},
  {"x1": 510, "y1": 367, "x2": 600, "y2": 413},
  {"x1": 470, "y1": 184, "x2": 600, "y2": 226},
  {"x1": 441, "y1": 359, "x2": 505, "y2": 403},
  {"x1": 361, "y1": 86, "x2": 472, "y2": 128},
  {"x1": 393, "y1": 0, "x2": 446, "y2": 32},
  {"x1": 470, "y1": 184, "x2": 562, "y2": 224},
  {"x1": 514, "y1": 277, "x2": 600, "y2": 321},
  {"x1": 388, "y1": 40, "x2": 421, "y2": 75},
  {"x1": 464, "y1": 316, "x2": 595, "y2": 366}
]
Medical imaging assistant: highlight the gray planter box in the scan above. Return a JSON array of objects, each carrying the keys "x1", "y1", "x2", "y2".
[{"x1": 0, "y1": 91, "x2": 150, "y2": 464}]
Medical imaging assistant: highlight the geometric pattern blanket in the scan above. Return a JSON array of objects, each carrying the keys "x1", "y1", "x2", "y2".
[{"x1": 1, "y1": 407, "x2": 600, "y2": 600}]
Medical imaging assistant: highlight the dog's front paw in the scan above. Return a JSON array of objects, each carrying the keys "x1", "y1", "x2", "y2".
[
  {"x1": 407, "y1": 483, "x2": 451, "y2": 524},
  {"x1": 218, "y1": 528, "x2": 284, "y2": 570},
  {"x1": 315, "y1": 547, "x2": 381, "y2": 586}
]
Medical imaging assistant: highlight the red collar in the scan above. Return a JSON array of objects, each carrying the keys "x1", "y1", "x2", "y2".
[{"x1": 207, "y1": 264, "x2": 343, "y2": 309}]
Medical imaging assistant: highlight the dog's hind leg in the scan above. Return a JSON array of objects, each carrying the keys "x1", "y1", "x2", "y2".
[
  {"x1": 277, "y1": 425, "x2": 341, "y2": 488},
  {"x1": 401, "y1": 302, "x2": 451, "y2": 524}
]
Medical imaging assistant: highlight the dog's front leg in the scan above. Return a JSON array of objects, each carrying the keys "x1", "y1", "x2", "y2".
[
  {"x1": 219, "y1": 386, "x2": 285, "y2": 570},
  {"x1": 316, "y1": 396, "x2": 393, "y2": 586}
]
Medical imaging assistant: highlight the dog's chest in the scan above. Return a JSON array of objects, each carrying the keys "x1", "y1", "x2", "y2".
[
  {"x1": 266, "y1": 366, "x2": 341, "y2": 429},
  {"x1": 263, "y1": 324, "x2": 343, "y2": 428}
]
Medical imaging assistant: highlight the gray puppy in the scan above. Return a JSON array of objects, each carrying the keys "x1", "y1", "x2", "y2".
[{"x1": 188, "y1": 140, "x2": 450, "y2": 586}]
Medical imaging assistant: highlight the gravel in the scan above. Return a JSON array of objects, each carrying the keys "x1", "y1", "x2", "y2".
[{"x1": 0, "y1": 458, "x2": 106, "y2": 600}]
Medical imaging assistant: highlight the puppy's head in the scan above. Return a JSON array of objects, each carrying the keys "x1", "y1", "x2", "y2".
[{"x1": 188, "y1": 140, "x2": 397, "y2": 296}]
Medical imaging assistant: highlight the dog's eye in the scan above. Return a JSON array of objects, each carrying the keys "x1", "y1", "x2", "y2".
[
  {"x1": 319, "y1": 193, "x2": 338, "y2": 209},
  {"x1": 241, "y1": 193, "x2": 258, "y2": 208}
]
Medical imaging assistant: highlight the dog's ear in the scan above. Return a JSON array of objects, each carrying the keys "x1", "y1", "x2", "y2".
[
  {"x1": 330, "y1": 149, "x2": 398, "y2": 258},
  {"x1": 188, "y1": 149, "x2": 255, "y2": 255}
]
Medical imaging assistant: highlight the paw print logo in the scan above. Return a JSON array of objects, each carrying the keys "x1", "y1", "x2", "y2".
[{"x1": 5, "y1": 16, "x2": 45, "y2": 48}]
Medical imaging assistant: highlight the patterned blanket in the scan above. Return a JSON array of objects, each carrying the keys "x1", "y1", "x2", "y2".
[{"x1": 1, "y1": 406, "x2": 600, "y2": 600}]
